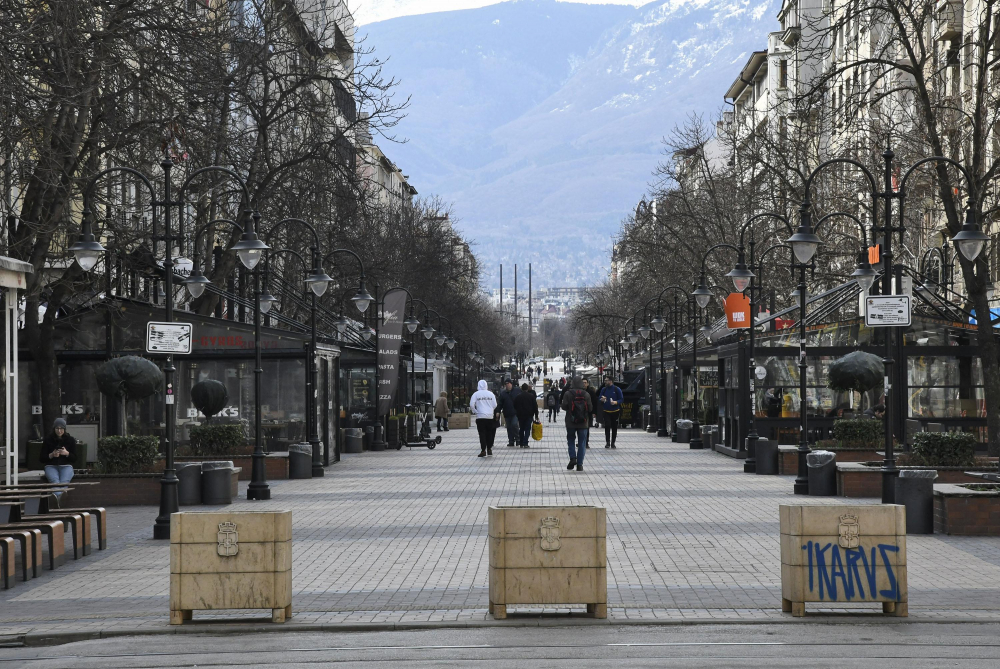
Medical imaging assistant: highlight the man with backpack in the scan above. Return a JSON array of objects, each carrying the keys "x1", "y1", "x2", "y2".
[
  {"x1": 561, "y1": 376, "x2": 593, "y2": 472},
  {"x1": 597, "y1": 376, "x2": 624, "y2": 448},
  {"x1": 545, "y1": 384, "x2": 561, "y2": 422}
]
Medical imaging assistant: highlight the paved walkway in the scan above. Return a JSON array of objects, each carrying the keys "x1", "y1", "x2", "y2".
[{"x1": 2, "y1": 425, "x2": 999, "y2": 637}]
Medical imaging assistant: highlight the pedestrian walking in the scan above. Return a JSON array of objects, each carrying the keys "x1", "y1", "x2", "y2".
[
  {"x1": 434, "y1": 392, "x2": 450, "y2": 432},
  {"x1": 41, "y1": 417, "x2": 77, "y2": 498},
  {"x1": 582, "y1": 377, "x2": 599, "y2": 432},
  {"x1": 561, "y1": 377, "x2": 593, "y2": 471},
  {"x1": 470, "y1": 380, "x2": 499, "y2": 457},
  {"x1": 597, "y1": 376, "x2": 624, "y2": 448},
  {"x1": 545, "y1": 384, "x2": 561, "y2": 422},
  {"x1": 513, "y1": 383, "x2": 538, "y2": 448},
  {"x1": 497, "y1": 379, "x2": 522, "y2": 447}
]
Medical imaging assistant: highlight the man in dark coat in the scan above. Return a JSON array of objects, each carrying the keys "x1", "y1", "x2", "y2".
[
  {"x1": 561, "y1": 377, "x2": 593, "y2": 472},
  {"x1": 497, "y1": 379, "x2": 522, "y2": 447},
  {"x1": 513, "y1": 383, "x2": 539, "y2": 448},
  {"x1": 582, "y1": 377, "x2": 599, "y2": 430}
]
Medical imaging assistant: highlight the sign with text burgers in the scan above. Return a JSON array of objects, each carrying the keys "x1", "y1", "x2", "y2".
[
  {"x1": 724, "y1": 293, "x2": 751, "y2": 329},
  {"x1": 377, "y1": 289, "x2": 407, "y2": 414}
]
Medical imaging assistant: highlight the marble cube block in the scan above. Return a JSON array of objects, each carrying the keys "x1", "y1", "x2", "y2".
[
  {"x1": 169, "y1": 511, "x2": 292, "y2": 624},
  {"x1": 488, "y1": 506, "x2": 607, "y2": 619}
]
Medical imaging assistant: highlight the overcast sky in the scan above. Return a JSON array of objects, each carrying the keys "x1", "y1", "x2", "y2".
[{"x1": 351, "y1": 0, "x2": 650, "y2": 25}]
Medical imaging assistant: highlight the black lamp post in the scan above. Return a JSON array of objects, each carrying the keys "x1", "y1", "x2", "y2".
[
  {"x1": 730, "y1": 214, "x2": 794, "y2": 473},
  {"x1": 72, "y1": 161, "x2": 259, "y2": 535},
  {"x1": 788, "y1": 148, "x2": 983, "y2": 500},
  {"x1": 650, "y1": 287, "x2": 686, "y2": 437},
  {"x1": 690, "y1": 244, "x2": 742, "y2": 449},
  {"x1": 264, "y1": 219, "x2": 333, "y2": 475}
]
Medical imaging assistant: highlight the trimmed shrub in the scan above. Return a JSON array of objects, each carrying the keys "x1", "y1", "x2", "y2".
[
  {"x1": 190, "y1": 423, "x2": 249, "y2": 456},
  {"x1": 909, "y1": 431, "x2": 977, "y2": 467},
  {"x1": 95, "y1": 436, "x2": 159, "y2": 474},
  {"x1": 831, "y1": 418, "x2": 883, "y2": 449}
]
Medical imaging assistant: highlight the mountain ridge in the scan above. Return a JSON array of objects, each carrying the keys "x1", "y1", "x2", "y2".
[{"x1": 362, "y1": 0, "x2": 779, "y2": 287}]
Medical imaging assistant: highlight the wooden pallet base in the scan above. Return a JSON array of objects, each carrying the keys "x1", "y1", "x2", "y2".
[
  {"x1": 170, "y1": 604, "x2": 292, "y2": 625},
  {"x1": 782, "y1": 598, "x2": 907, "y2": 617},
  {"x1": 489, "y1": 601, "x2": 606, "y2": 619}
]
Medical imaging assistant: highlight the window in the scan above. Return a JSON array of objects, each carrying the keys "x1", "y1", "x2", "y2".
[{"x1": 779, "y1": 59, "x2": 788, "y2": 88}]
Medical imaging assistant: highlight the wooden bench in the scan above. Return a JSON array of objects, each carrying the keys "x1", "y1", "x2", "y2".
[
  {"x1": 2, "y1": 483, "x2": 107, "y2": 550},
  {"x1": 0, "y1": 490, "x2": 89, "y2": 559},
  {"x1": 0, "y1": 492, "x2": 70, "y2": 568},
  {"x1": 0, "y1": 527, "x2": 39, "y2": 583}
]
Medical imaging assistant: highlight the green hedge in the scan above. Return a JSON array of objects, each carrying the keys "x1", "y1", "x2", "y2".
[
  {"x1": 831, "y1": 418, "x2": 883, "y2": 449},
  {"x1": 909, "y1": 431, "x2": 977, "y2": 467},
  {"x1": 190, "y1": 423, "x2": 248, "y2": 456},
  {"x1": 95, "y1": 436, "x2": 159, "y2": 474}
]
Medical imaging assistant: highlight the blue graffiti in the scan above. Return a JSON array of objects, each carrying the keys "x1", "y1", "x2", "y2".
[{"x1": 800, "y1": 541, "x2": 899, "y2": 601}]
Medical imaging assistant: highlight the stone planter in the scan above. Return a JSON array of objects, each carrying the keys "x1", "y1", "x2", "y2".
[
  {"x1": 780, "y1": 504, "x2": 907, "y2": 617},
  {"x1": 488, "y1": 505, "x2": 607, "y2": 619},
  {"x1": 170, "y1": 510, "x2": 292, "y2": 624},
  {"x1": 449, "y1": 412, "x2": 471, "y2": 429},
  {"x1": 933, "y1": 483, "x2": 1000, "y2": 535},
  {"x1": 837, "y1": 462, "x2": 994, "y2": 498}
]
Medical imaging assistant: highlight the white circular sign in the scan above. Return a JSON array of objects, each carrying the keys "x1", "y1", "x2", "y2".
[{"x1": 755, "y1": 365, "x2": 767, "y2": 380}]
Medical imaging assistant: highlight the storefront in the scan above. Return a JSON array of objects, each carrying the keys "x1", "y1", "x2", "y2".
[{"x1": 17, "y1": 299, "x2": 358, "y2": 466}]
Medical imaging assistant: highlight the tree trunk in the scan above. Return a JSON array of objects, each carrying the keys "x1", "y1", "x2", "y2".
[{"x1": 960, "y1": 256, "x2": 1000, "y2": 456}]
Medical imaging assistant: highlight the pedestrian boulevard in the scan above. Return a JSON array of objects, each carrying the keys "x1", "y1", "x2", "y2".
[{"x1": 2, "y1": 427, "x2": 999, "y2": 637}]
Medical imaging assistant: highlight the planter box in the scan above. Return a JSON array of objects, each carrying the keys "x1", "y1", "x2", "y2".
[
  {"x1": 837, "y1": 462, "x2": 993, "y2": 498},
  {"x1": 57, "y1": 469, "x2": 240, "y2": 507},
  {"x1": 780, "y1": 504, "x2": 907, "y2": 617},
  {"x1": 933, "y1": 483, "x2": 1000, "y2": 535},
  {"x1": 779, "y1": 446, "x2": 878, "y2": 475},
  {"x1": 156, "y1": 454, "x2": 287, "y2": 481},
  {"x1": 170, "y1": 510, "x2": 292, "y2": 624},
  {"x1": 449, "y1": 413, "x2": 471, "y2": 429},
  {"x1": 488, "y1": 505, "x2": 606, "y2": 619}
]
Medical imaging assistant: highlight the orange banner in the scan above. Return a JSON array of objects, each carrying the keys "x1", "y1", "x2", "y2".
[
  {"x1": 724, "y1": 292, "x2": 751, "y2": 329},
  {"x1": 868, "y1": 244, "x2": 880, "y2": 265}
]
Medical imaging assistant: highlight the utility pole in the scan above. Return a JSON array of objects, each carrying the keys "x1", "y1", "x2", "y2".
[
  {"x1": 528, "y1": 263, "x2": 532, "y2": 355},
  {"x1": 514, "y1": 264, "x2": 518, "y2": 355},
  {"x1": 499, "y1": 263, "x2": 503, "y2": 313}
]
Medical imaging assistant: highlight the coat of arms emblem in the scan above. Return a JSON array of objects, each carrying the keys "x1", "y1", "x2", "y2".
[
  {"x1": 539, "y1": 516, "x2": 561, "y2": 551},
  {"x1": 217, "y1": 521, "x2": 239, "y2": 557},
  {"x1": 838, "y1": 514, "x2": 860, "y2": 549}
]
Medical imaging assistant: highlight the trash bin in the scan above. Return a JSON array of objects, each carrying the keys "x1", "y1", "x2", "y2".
[
  {"x1": 806, "y1": 450, "x2": 837, "y2": 496},
  {"x1": 896, "y1": 470, "x2": 937, "y2": 534},
  {"x1": 675, "y1": 419, "x2": 692, "y2": 444},
  {"x1": 201, "y1": 461, "x2": 234, "y2": 505},
  {"x1": 176, "y1": 462, "x2": 203, "y2": 505},
  {"x1": 288, "y1": 442, "x2": 313, "y2": 479},
  {"x1": 344, "y1": 428, "x2": 364, "y2": 454},
  {"x1": 754, "y1": 438, "x2": 779, "y2": 475}
]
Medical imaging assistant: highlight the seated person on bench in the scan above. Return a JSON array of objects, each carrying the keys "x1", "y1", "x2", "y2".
[{"x1": 41, "y1": 418, "x2": 77, "y2": 497}]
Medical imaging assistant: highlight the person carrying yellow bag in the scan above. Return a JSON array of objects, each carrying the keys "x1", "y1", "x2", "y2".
[{"x1": 531, "y1": 419, "x2": 543, "y2": 441}]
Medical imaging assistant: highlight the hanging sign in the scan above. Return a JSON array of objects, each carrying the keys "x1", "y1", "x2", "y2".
[
  {"x1": 377, "y1": 289, "x2": 408, "y2": 415},
  {"x1": 723, "y1": 293, "x2": 751, "y2": 329},
  {"x1": 146, "y1": 322, "x2": 192, "y2": 354},
  {"x1": 865, "y1": 295, "x2": 911, "y2": 327}
]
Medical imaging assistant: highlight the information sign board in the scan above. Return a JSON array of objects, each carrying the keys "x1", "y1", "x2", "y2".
[
  {"x1": 146, "y1": 322, "x2": 193, "y2": 354},
  {"x1": 865, "y1": 296, "x2": 911, "y2": 327}
]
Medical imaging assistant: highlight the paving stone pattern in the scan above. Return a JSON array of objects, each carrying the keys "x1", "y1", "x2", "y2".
[{"x1": 1, "y1": 425, "x2": 999, "y2": 633}]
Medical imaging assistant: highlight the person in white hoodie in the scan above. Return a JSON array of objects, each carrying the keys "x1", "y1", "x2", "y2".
[{"x1": 470, "y1": 379, "x2": 499, "y2": 457}]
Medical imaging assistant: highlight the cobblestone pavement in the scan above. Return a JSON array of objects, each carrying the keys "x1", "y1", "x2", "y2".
[{"x1": 1, "y1": 425, "x2": 999, "y2": 635}]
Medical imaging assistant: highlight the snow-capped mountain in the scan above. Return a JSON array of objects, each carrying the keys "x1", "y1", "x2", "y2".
[{"x1": 362, "y1": 0, "x2": 780, "y2": 287}]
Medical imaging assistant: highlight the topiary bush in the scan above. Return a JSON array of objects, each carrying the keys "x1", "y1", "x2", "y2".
[
  {"x1": 909, "y1": 431, "x2": 977, "y2": 467},
  {"x1": 95, "y1": 436, "x2": 159, "y2": 474},
  {"x1": 190, "y1": 423, "x2": 249, "y2": 456},
  {"x1": 831, "y1": 418, "x2": 884, "y2": 449}
]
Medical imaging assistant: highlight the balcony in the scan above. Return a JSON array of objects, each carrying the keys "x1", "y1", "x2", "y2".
[{"x1": 935, "y1": 0, "x2": 963, "y2": 42}]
